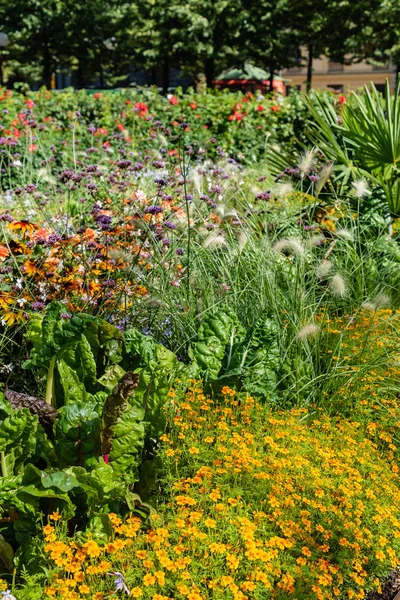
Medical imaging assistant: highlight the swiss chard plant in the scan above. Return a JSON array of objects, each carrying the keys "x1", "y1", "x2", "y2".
[{"x1": 0, "y1": 301, "x2": 181, "y2": 570}]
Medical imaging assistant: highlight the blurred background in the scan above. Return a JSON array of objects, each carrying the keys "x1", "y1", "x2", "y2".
[{"x1": 0, "y1": 0, "x2": 398, "y2": 94}]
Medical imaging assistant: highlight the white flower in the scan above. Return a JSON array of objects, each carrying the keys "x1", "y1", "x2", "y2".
[
  {"x1": 335, "y1": 228, "x2": 354, "y2": 241},
  {"x1": 315, "y1": 260, "x2": 333, "y2": 278},
  {"x1": 1, "y1": 590, "x2": 17, "y2": 600},
  {"x1": 362, "y1": 293, "x2": 390, "y2": 311},
  {"x1": 273, "y1": 238, "x2": 306, "y2": 257},
  {"x1": 352, "y1": 180, "x2": 371, "y2": 198},
  {"x1": 298, "y1": 149, "x2": 316, "y2": 177},
  {"x1": 296, "y1": 324, "x2": 320, "y2": 340},
  {"x1": 202, "y1": 232, "x2": 227, "y2": 249},
  {"x1": 329, "y1": 273, "x2": 348, "y2": 298}
]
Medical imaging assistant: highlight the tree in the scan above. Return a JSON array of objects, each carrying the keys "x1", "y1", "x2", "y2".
[
  {"x1": 0, "y1": 0, "x2": 66, "y2": 87},
  {"x1": 180, "y1": 0, "x2": 244, "y2": 88},
  {"x1": 242, "y1": 0, "x2": 301, "y2": 90}
]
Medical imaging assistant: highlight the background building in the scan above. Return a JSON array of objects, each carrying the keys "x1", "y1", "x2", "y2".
[{"x1": 282, "y1": 57, "x2": 396, "y2": 94}]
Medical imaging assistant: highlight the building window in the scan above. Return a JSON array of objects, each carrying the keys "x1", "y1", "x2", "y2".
[
  {"x1": 286, "y1": 66, "x2": 303, "y2": 75},
  {"x1": 328, "y1": 84, "x2": 344, "y2": 92},
  {"x1": 328, "y1": 61, "x2": 344, "y2": 72},
  {"x1": 374, "y1": 84, "x2": 386, "y2": 93}
]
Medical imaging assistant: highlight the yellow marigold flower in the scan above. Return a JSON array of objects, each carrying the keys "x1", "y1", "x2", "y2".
[
  {"x1": 79, "y1": 584, "x2": 91, "y2": 594},
  {"x1": 131, "y1": 587, "x2": 143, "y2": 598},
  {"x1": 204, "y1": 518, "x2": 216, "y2": 528},
  {"x1": 74, "y1": 572, "x2": 85, "y2": 582},
  {"x1": 43, "y1": 524, "x2": 55, "y2": 536},
  {"x1": 177, "y1": 584, "x2": 189, "y2": 595},
  {"x1": 97, "y1": 561, "x2": 111, "y2": 573},
  {"x1": 143, "y1": 574, "x2": 156, "y2": 586},
  {"x1": 221, "y1": 386, "x2": 235, "y2": 396},
  {"x1": 49, "y1": 511, "x2": 62, "y2": 521},
  {"x1": 82, "y1": 540, "x2": 101, "y2": 558},
  {"x1": 143, "y1": 559, "x2": 154, "y2": 569},
  {"x1": 44, "y1": 588, "x2": 57, "y2": 597},
  {"x1": 155, "y1": 571, "x2": 165, "y2": 586},
  {"x1": 166, "y1": 449, "x2": 175, "y2": 457},
  {"x1": 242, "y1": 581, "x2": 256, "y2": 592},
  {"x1": 92, "y1": 594, "x2": 104, "y2": 600},
  {"x1": 188, "y1": 447, "x2": 199, "y2": 455},
  {"x1": 208, "y1": 488, "x2": 221, "y2": 502},
  {"x1": 375, "y1": 550, "x2": 386, "y2": 560}
]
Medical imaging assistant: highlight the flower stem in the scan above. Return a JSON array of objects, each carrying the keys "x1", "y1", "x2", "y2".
[
  {"x1": 45, "y1": 355, "x2": 56, "y2": 406},
  {"x1": 1, "y1": 451, "x2": 7, "y2": 477}
]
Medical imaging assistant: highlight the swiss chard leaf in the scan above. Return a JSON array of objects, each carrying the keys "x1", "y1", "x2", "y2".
[{"x1": 54, "y1": 402, "x2": 101, "y2": 468}]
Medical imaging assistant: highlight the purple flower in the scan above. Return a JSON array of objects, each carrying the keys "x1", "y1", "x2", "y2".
[
  {"x1": 152, "y1": 160, "x2": 165, "y2": 168},
  {"x1": 25, "y1": 184, "x2": 37, "y2": 194},
  {"x1": 60, "y1": 312, "x2": 72, "y2": 319},
  {"x1": 144, "y1": 205, "x2": 163, "y2": 215},
  {"x1": 176, "y1": 248, "x2": 184, "y2": 255},
  {"x1": 107, "y1": 572, "x2": 130, "y2": 596},
  {"x1": 256, "y1": 191, "x2": 271, "y2": 201},
  {"x1": 31, "y1": 301, "x2": 45, "y2": 311},
  {"x1": 163, "y1": 221, "x2": 176, "y2": 230},
  {"x1": 116, "y1": 160, "x2": 132, "y2": 170},
  {"x1": 154, "y1": 175, "x2": 167, "y2": 186},
  {"x1": 309, "y1": 174, "x2": 319, "y2": 182},
  {"x1": 46, "y1": 233, "x2": 62, "y2": 246}
]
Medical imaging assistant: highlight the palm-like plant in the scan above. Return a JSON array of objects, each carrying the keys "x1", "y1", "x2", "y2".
[{"x1": 308, "y1": 80, "x2": 400, "y2": 219}]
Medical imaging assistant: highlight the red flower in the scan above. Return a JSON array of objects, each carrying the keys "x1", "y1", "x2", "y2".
[
  {"x1": 190, "y1": 102, "x2": 197, "y2": 110},
  {"x1": 169, "y1": 96, "x2": 179, "y2": 105},
  {"x1": 257, "y1": 105, "x2": 265, "y2": 112},
  {"x1": 271, "y1": 105, "x2": 280, "y2": 112},
  {"x1": 93, "y1": 92, "x2": 102, "y2": 99},
  {"x1": 94, "y1": 127, "x2": 108, "y2": 136},
  {"x1": 116, "y1": 123, "x2": 124, "y2": 131},
  {"x1": 28, "y1": 144, "x2": 37, "y2": 152},
  {"x1": 338, "y1": 94, "x2": 346, "y2": 105},
  {"x1": 229, "y1": 111, "x2": 243, "y2": 121},
  {"x1": 134, "y1": 101, "x2": 148, "y2": 117},
  {"x1": 25, "y1": 99, "x2": 36, "y2": 109}
]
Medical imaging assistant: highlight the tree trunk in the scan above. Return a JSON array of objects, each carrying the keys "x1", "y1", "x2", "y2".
[
  {"x1": 205, "y1": 56, "x2": 215, "y2": 89},
  {"x1": 269, "y1": 66, "x2": 274, "y2": 94},
  {"x1": 42, "y1": 30, "x2": 52, "y2": 89},
  {"x1": 99, "y1": 50, "x2": 104, "y2": 89},
  {"x1": 161, "y1": 56, "x2": 169, "y2": 94},
  {"x1": 76, "y1": 60, "x2": 85, "y2": 88},
  {"x1": 306, "y1": 44, "x2": 313, "y2": 92}
]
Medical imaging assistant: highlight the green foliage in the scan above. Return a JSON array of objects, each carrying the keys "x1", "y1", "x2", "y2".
[{"x1": 308, "y1": 81, "x2": 400, "y2": 216}]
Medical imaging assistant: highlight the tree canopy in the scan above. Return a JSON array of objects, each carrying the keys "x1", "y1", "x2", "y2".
[{"x1": 0, "y1": 0, "x2": 397, "y2": 89}]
